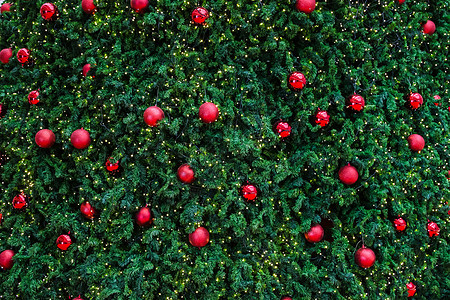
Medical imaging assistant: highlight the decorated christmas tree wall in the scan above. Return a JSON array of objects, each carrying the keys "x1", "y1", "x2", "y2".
[{"x1": 0, "y1": 0, "x2": 449, "y2": 299}]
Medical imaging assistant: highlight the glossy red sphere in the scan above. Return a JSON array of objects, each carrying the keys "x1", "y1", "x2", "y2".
[
  {"x1": 346, "y1": 94, "x2": 365, "y2": 112},
  {"x1": 71, "y1": 128, "x2": 91, "y2": 149},
  {"x1": 199, "y1": 102, "x2": 219, "y2": 123},
  {"x1": 80, "y1": 201, "x2": 96, "y2": 219},
  {"x1": 56, "y1": 234, "x2": 72, "y2": 251},
  {"x1": 354, "y1": 246, "x2": 376, "y2": 268},
  {"x1": 191, "y1": 7, "x2": 209, "y2": 24},
  {"x1": 143, "y1": 106, "x2": 164, "y2": 127},
  {"x1": 130, "y1": 0, "x2": 148, "y2": 13},
  {"x1": 28, "y1": 90, "x2": 39, "y2": 105},
  {"x1": 0, "y1": 250, "x2": 15, "y2": 270},
  {"x1": 407, "y1": 134, "x2": 425, "y2": 152},
  {"x1": 287, "y1": 72, "x2": 306, "y2": 91},
  {"x1": 189, "y1": 227, "x2": 210, "y2": 248},
  {"x1": 339, "y1": 164, "x2": 359, "y2": 185},
  {"x1": 82, "y1": 64, "x2": 91, "y2": 77},
  {"x1": 136, "y1": 206, "x2": 153, "y2": 227},
  {"x1": 304, "y1": 224, "x2": 324, "y2": 243},
  {"x1": 0, "y1": 48, "x2": 12, "y2": 64},
  {"x1": 82, "y1": 0, "x2": 96, "y2": 14},
  {"x1": 40, "y1": 3, "x2": 57, "y2": 21},
  {"x1": 17, "y1": 48, "x2": 30, "y2": 64},
  {"x1": 0, "y1": 3, "x2": 11, "y2": 14},
  {"x1": 295, "y1": 0, "x2": 316, "y2": 14},
  {"x1": 423, "y1": 20, "x2": 436, "y2": 35},
  {"x1": 35, "y1": 129, "x2": 56, "y2": 148},
  {"x1": 177, "y1": 164, "x2": 195, "y2": 183}
]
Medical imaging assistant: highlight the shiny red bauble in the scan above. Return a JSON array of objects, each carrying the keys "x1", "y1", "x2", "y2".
[
  {"x1": 105, "y1": 157, "x2": 120, "y2": 173},
  {"x1": 295, "y1": 0, "x2": 316, "y2": 14},
  {"x1": 408, "y1": 93, "x2": 423, "y2": 110},
  {"x1": 241, "y1": 183, "x2": 258, "y2": 201},
  {"x1": 40, "y1": 3, "x2": 57, "y2": 21},
  {"x1": 35, "y1": 129, "x2": 56, "y2": 148},
  {"x1": 0, "y1": 3, "x2": 11, "y2": 14},
  {"x1": 191, "y1": 7, "x2": 209, "y2": 25},
  {"x1": 199, "y1": 102, "x2": 219, "y2": 123},
  {"x1": 287, "y1": 72, "x2": 306, "y2": 91},
  {"x1": 81, "y1": 0, "x2": 96, "y2": 14},
  {"x1": 12, "y1": 193, "x2": 28, "y2": 209},
  {"x1": 280, "y1": 296, "x2": 293, "y2": 300},
  {"x1": 398, "y1": 0, "x2": 406, "y2": 4},
  {"x1": 427, "y1": 221, "x2": 440, "y2": 237},
  {"x1": 177, "y1": 164, "x2": 195, "y2": 184},
  {"x1": 82, "y1": 64, "x2": 91, "y2": 77},
  {"x1": 135, "y1": 206, "x2": 153, "y2": 227},
  {"x1": 17, "y1": 48, "x2": 30, "y2": 65},
  {"x1": 0, "y1": 48, "x2": 12, "y2": 64},
  {"x1": 28, "y1": 90, "x2": 39, "y2": 105},
  {"x1": 339, "y1": 163, "x2": 359, "y2": 185},
  {"x1": 0, "y1": 250, "x2": 15, "y2": 270},
  {"x1": 130, "y1": 0, "x2": 148, "y2": 13},
  {"x1": 423, "y1": 20, "x2": 436, "y2": 35},
  {"x1": 80, "y1": 201, "x2": 96, "y2": 219},
  {"x1": 189, "y1": 227, "x2": 210, "y2": 248},
  {"x1": 346, "y1": 94, "x2": 365, "y2": 112},
  {"x1": 393, "y1": 217, "x2": 407, "y2": 231},
  {"x1": 274, "y1": 121, "x2": 291, "y2": 138},
  {"x1": 304, "y1": 224, "x2": 324, "y2": 243},
  {"x1": 354, "y1": 245, "x2": 376, "y2": 268},
  {"x1": 70, "y1": 128, "x2": 91, "y2": 149},
  {"x1": 73, "y1": 295, "x2": 84, "y2": 300},
  {"x1": 407, "y1": 134, "x2": 425, "y2": 152},
  {"x1": 314, "y1": 109, "x2": 330, "y2": 127},
  {"x1": 143, "y1": 106, "x2": 164, "y2": 127},
  {"x1": 0, "y1": 213, "x2": 2, "y2": 225},
  {"x1": 0, "y1": 103, "x2": 6, "y2": 118},
  {"x1": 406, "y1": 282, "x2": 416, "y2": 297},
  {"x1": 56, "y1": 234, "x2": 72, "y2": 251}
]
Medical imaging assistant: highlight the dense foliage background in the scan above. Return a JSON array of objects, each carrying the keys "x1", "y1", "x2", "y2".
[{"x1": 0, "y1": 0, "x2": 449, "y2": 299}]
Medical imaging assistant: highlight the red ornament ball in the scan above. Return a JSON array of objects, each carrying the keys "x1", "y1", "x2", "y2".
[
  {"x1": 130, "y1": 0, "x2": 148, "y2": 13},
  {"x1": 80, "y1": 201, "x2": 96, "y2": 219},
  {"x1": 189, "y1": 227, "x2": 210, "y2": 248},
  {"x1": 0, "y1": 103, "x2": 6, "y2": 119},
  {"x1": 17, "y1": 48, "x2": 30, "y2": 65},
  {"x1": 0, "y1": 250, "x2": 15, "y2": 270},
  {"x1": 135, "y1": 206, "x2": 153, "y2": 227},
  {"x1": 0, "y1": 48, "x2": 12, "y2": 64},
  {"x1": 398, "y1": 0, "x2": 406, "y2": 4},
  {"x1": 241, "y1": 183, "x2": 258, "y2": 201},
  {"x1": 177, "y1": 164, "x2": 195, "y2": 184},
  {"x1": 423, "y1": 20, "x2": 436, "y2": 35},
  {"x1": 393, "y1": 217, "x2": 407, "y2": 231},
  {"x1": 73, "y1": 296, "x2": 84, "y2": 300},
  {"x1": 199, "y1": 102, "x2": 219, "y2": 123},
  {"x1": 406, "y1": 282, "x2": 416, "y2": 297},
  {"x1": 427, "y1": 221, "x2": 440, "y2": 237},
  {"x1": 191, "y1": 7, "x2": 209, "y2": 25},
  {"x1": 82, "y1": 64, "x2": 91, "y2": 77},
  {"x1": 105, "y1": 157, "x2": 120, "y2": 173},
  {"x1": 287, "y1": 72, "x2": 306, "y2": 91},
  {"x1": 407, "y1": 134, "x2": 425, "y2": 152},
  {"x1": 71, "y1": 128, "x2": 91, "y2": 149},
  {"x1": 0, "y1": 213, "x2": 2, "y2": 225},
  {"x1": 56, "y1": 234, "x2": 72, "y2": 251},
  {"x1": 274, "y1": 121, "x2": 292, "y2": 138},
  {"x1": 354, "y1": 245, "x2": 376, "y2": 268},
  {"x1": 339, "y1": 163, "x2": 359, "y2": 185},
  {"x1": 143, "y1": 106, "x2": 164, "y2": 127},
  {"x1": 35, "y1": 129, "x2": 56, "y2": 148},
  {"x1": 81, "y1": 0, "x2": 96, "y2": 14},
  {"x1": 314, "y1": 109, "x2": 330, "y2": 127},
  {"x1": 40, "y1": 3, "x2": 57, "y2": 21},
  {"x1": 295, "y1": 0, "x2": 316, "y2": 14},
  {"x1": 28, "y1": 90, "x2": 39, "y2": 105},
  {"x1": 0, "y1": 3, "x2": 11, "y2": 14},
  {"x1": 408, "y1": 93, "x2": 423, "y2": 110},
  {"x1": 346, "y1": 94, "x2": 365, "y2": 112},
  {"x1": 304, "y1": 224, "x2": 324, "y2": 243},
  {"x1": 281, "y1": 297, "x2": 292, "y2": 300},
  {"x1": 12, "y1": 193, "x2": 28, "y2": 209}
]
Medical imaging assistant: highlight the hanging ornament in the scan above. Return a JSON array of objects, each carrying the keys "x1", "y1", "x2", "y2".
[
  {"x1": 130, "y1": 0, "x2": 148, "y2": 13},
  {"x1": 393, "y1": 217, "x2": 407, "y2": 231},
  {"x1": 0, "y1": 3, "x2": 11, "y2": 14},
  {"x1": 398, "y1": 0, "x2": 406, "y2": 4},
  {"x1": 407, "y1": 93, "x2": 423, "y2": 110},
  {"x1": 274, "y1": 120, "x2": 292, "y2": 138},
  {"x1": 199, "y1": 102, "x2": 219, "y2": 123},
  {"x1": 35, "y1": 129, "x2": 56, "y2": 148},
  {"x1": 12, "y1": 193, "x2": 28, "y2": 209},
  {"x1": 56, "y1": 233, "x2": 72, "y2": 250},
  {"x1": 135, "y1": 205, "x2": 153, "y2": 227},
  {"x1": 80, "y1": 201, "x2": 97, "y2": 219},
  {"x1": 407, "y1": 134, "x2": 425, "y2": 152},
  {"x1": 0, "y1": 213, "x2": 2, "y2": 225},
  {"x1": 304, "y1": 224, "x2": 324, "y2": 243},
  {"x1": 280, "y1": 296, "x2": 293, "y2": 300},
  {"x1": 70, "y1": 128, "x2": 91, "y2": 149},
  {"x1": 189, "y1": 227, "x2": 210, "y2": 248},
  {"x1": 28, "y1": 90, "x2": 40, "y2": 105},
  {"x1": 354, "y1": 245, "x2": 376, "y2": 268},
  {"x1": 338, "y1": 163, "x2": 359, "y2": 185},
  {"x1": 0, "y1": 103, "x2": 6, "y2": 119},
  {"x1": 40, "y1": 3, "x2": 58, "y2": 21},
  {"x1": 241, "y1": 183, "x2": 258, "y2": 201},
  {"x1": 191, "y1": 7, "x2": 209, "y2": 25},
  {"x1": 406, "y1": 282, "x2": 416, "y2": 297},
  {"x1": 313, "y1": 109, "x2": 330, "y2": 127},
  {"x1": 423, "y1": 20, "x2": 436, "y2": 35},
  {"x1": 82, "y1": 64, "x2": 91, "y2": 77},
  {"x1": 143, "y1": 106, "x2": 165, "y2": 127},
  {"x1": 295, "y1": 0, "x2": 315, "y2": 14},
  {"x1": 346, "y1": 94, "x2": 365, "y2": 112},
  {"x1": 427, "y1": 220, "x2": 440, "y2": 237},
  {"x1": 17, "y1": 48, "x2": 31, "y2": 66},
  {"x1": 0, "y1": 250, "x2": 15, "y2": 270},
  {"x1": 177, "y1": 164, "x2": 195, "y2": 183},
  {"x1": 81, "y1": 0, "x2": 96, "y2": 14},
  {"x1": 287, "y1": 72, "x2": 306, "y2": 91},
  {"x1": 105, "y1": 157, "x2": 121, "y2": 176},
  {"x1": 73, "y1": 296, "x2": 84, "y2": 300},
  {"x1": 0, "y1": 48, "x2": 13, "y2": 64}
]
